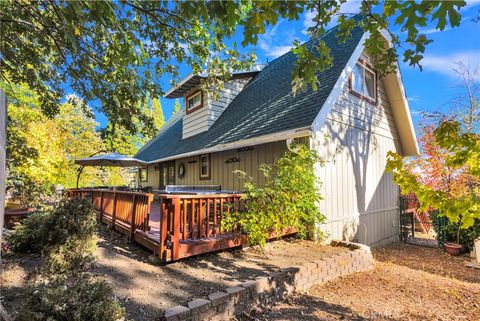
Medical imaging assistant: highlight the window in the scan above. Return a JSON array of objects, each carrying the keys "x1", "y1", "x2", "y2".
[
  {"x1": 350, "y1": 61, "x2": 377, "y2": 103},
  {"x1": 139, "y1": 167, "x2": 148, "y2": 182},
  {"x1": 186, "y1": 90, "x2": 203, "y2": 113},
  {"x1": 199, "y1": 154, "x2": 210, "y2": 180}
]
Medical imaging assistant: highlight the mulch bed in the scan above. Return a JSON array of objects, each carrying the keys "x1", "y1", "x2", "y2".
[
  {"x1": 242, "y1": 243, "x2": 480, "y2": 321},
  {"x1": 0, "y1": 226, "x2": 346, "y2": 321}
]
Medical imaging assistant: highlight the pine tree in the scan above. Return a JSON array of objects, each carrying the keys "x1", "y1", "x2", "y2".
[{"x1": 172, "y1": 99, "x2": 182, "y2": 115}]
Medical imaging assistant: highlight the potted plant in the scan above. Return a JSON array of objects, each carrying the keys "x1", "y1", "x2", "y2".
[{"x1": 443, "y1": 221, "x2": 464, "y2": 256}]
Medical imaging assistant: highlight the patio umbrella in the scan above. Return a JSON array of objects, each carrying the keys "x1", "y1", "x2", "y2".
[
  {"x1": 74, "y1": 152, "x2": 146, "y2": 188},
  {"x1": 75, "y1": 152, "x2": 146, "y2": 167}
]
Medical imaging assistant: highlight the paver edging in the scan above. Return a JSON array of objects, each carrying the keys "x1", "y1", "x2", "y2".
[{"x1": 161, "y1": 240, "x2": 374, "y2": 321}]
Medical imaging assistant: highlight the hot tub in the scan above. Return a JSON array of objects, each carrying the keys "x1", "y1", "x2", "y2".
[{"x1": 153, "y1": 185, "x2": 240, "y2": 195}]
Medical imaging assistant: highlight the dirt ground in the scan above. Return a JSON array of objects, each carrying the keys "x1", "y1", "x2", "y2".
[
  {"x1": 244, "y1": 243, "x2": 480, "y2": 321},
  {"x1": 0, "y1": 227, "x2": 345, "y2": 321}
]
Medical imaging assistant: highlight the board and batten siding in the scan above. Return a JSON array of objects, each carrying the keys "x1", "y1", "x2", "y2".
[
  {"x1": 137, "y1": 164, "x2": 160, "y2": 189},
  {"x1": 182, "y1": 78, "x2": 251, "y2": 139},
  {"x1": 312, "y1": 53, "x2": 402, "y2": 247},
  {"x1": 140, "y1": 141, "x2": 288, "y2": 191}
]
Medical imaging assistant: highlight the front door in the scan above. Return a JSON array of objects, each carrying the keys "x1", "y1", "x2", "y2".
[{"x1": 159, "y1": 161, "x2": 175, "y2": 190}]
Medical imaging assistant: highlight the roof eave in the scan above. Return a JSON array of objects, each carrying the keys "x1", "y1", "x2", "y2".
[
  {"x1": 141, "y1": 127, "x2": 312, "y2": 164},
  {"x1": 310, "y1": 30, "x2": 419, "y2": 158}
]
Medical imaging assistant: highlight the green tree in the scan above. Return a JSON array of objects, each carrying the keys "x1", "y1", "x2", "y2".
[
  {"x1": 150, "y1": 97, "x2": 165, "y2": 132},
  {"x1": 386, "y1": 64, "x2": 480, "y2": 231},
  {"x1": 0, "y1": 1, "x2": 468, "y2": 132},
  {"x1": 223, "y1": 145, "x2": 325, "y2": 248},
  {"x1": 172, "y1": 99, "x2": 182, "y2": 116},
  {"x1": 4, "y1": 83, "x2": 131, "y2": 205}
]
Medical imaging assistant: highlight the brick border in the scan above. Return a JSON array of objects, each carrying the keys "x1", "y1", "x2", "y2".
[{"x1": 162, "y1": 241, "x2": 374, "y2": 321}]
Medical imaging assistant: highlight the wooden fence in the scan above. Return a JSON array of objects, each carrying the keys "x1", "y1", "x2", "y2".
[
  {"x1": 157, "y1": 194, "x2": 245, "y2": 261},
  {"x1": 67, "y1": 189, "x2": 154, "y2": 239}
]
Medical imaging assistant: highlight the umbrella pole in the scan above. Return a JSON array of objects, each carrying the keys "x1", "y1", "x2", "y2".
[
  {"x1": 76, "y1": 150, "x2": 108, "y2": 188},
  {"x1": 76, "y1": 165, "x2": 85, "y2": 189}
]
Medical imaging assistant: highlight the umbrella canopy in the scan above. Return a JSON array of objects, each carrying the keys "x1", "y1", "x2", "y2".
[{"x1": 74, "y1": 153, "x2": 146, "y2": 167}]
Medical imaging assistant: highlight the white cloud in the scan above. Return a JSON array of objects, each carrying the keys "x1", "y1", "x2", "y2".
[
  {"x1": 261, "y1": 45, "x2": 293, "y2": 58},
  {"x1": 410, "y1": 109, "x2": 423, "y2": 116},
  {"x1": 421, "y1": 51, "x2": 480, "y2": 77},
  {"x1": 257, "y1": 19, "x2": 299, "y2": 59},
  {"x1": 302, "y1": 0, "x2": 362, "y2": 34},
  {"x1": 463, "y1": 0, "x2": 480, "y2": 11},
  {"x1": 407, "y1": 95, "x2": 420, "y2": 103}
]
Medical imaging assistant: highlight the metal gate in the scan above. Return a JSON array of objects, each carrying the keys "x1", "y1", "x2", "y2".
[{"x1": 399, "y1": 194, "x2": 446, "y2": 247}]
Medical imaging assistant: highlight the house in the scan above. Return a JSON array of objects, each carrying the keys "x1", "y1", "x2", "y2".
[{"x1": 134, "y1": 24, "x2": 418, "y2": 247}]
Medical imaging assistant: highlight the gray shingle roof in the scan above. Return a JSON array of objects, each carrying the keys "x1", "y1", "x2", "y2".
[{"x1": 136, "y1": 25, "x2": 364, "y2": 162}]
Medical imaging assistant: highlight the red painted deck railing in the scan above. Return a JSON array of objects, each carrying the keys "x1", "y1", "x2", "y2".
[
  {"x1": 157, "y1": 194, "x2": 244, "y2": 261},
  {"x1": 67, "y1": 189, "x2": 154, "y2": 238}
]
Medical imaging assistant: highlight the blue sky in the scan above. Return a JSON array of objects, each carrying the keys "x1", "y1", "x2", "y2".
[{"x1": 93, "y1": 1, "x2": 480, "y2": 134}]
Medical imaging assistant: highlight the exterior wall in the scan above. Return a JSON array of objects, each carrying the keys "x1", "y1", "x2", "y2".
[
  {"x1": 140, "y1": 141, "x2": 288, "y2": 191},
  {"x1": 312, "y1": 53, "x2": 402, "y2": 247},
  {"x1": 182, "y1": 78, "x2": 251, "y2": 139},
  {"x1": 137, "y1": 164, "x2": 160, "y2": 189},
  {"x1": 0, "y1": 90, "x2": 6, "y2": 237}
]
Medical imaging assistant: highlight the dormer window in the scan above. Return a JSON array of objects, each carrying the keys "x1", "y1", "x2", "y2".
[
  {"x1": 350, "y1": 61, "x2": 377, "y2": 104},
  {"x1": 186, "y1": 90, "x2": 203, "y2": 114}
]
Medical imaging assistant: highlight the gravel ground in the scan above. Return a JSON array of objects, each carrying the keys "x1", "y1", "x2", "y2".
[{"x1": 241, "y1": 243, "x2": 480, "y2": 321}]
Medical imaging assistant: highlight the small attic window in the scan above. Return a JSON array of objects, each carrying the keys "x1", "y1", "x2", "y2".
[
  {"x1": 186, "y1": 90, "x2": 203, "y2": 113},
  {"x1": 350, "y1": 61, "x2": 377, "y2": 104}
]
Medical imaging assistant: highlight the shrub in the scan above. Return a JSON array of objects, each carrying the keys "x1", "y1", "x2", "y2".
[
  {"x1": 223, "y1": 144, "x2": 325, "y2": 248},
  {"x1": 6, "y1": 198, "x2": 98, "y2": 273},
  {"x1": 42, "y1": 198, "x2": 97, "y2": 273},
  {"x1": 14, "y1": 277, "x2": 126, "y2": 321},
  {"x1": 6, "y1": 210, "x2": 50, "y2": 253}
]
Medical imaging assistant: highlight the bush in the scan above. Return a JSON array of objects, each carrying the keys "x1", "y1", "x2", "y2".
[
  {"x1": 6, "y1": 210, "x2": 50, "y2": 253},
  {"x1": 15, "y1": 277, "x2": 126, "y2": 321},
  {"x1": 431, "y1": 211, "x2": 480, "y2": 249},
  {"x1": 42, "y1": 198, "x2": 97, "y2": 273},
  {"x1": 223, "y1": 144, "x2": 325, "y2": 247},
  {"x1": 6, "y1": 198, "x2": 98, "y2": 273}
]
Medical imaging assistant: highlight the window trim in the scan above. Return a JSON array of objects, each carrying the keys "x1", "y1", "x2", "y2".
[
  {"x1": 199, "y1": 153, "x2": 211, "y2": 180},
  {"x1": 349, "y1": 59, "x2": 378, "y2": 105},
  {"x1": 139, "y1": 167, "x2": 148, "y2": 182},
  {"x1": 185, "y1": 90, "x2": 204, "y2": 114}
]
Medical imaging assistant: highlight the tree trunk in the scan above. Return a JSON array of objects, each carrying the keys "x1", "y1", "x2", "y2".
[{"x1": 0, "y1": 90, "x2": 6, "y2": 257}]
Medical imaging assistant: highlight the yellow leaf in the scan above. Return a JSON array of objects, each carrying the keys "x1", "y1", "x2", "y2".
[{"x1": 74, "y1": 27, "x2": 81, "y2": 36}]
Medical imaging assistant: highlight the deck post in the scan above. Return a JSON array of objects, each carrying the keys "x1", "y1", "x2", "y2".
[
  {"x1": 129, "y1": 194, "x2": 137, "y2": 239},
  {"x1": 159, "y1": 198, "x2": 168, "y2": 261},
  {"x1": 111, "y1": 191, "x2": 118, "y2": 228},
  {"x1": 144, "y1": 194, "x2": 153, "y2": 232},
  {"x1": 99, "y1": 191, "x2": 104, "y2": 220},
  {"x1": 198, "y1": 198, "x2": 204, "y2": 238},
  {"x1": 172, "y1": 198, "x2": 181, "y2": 261}
]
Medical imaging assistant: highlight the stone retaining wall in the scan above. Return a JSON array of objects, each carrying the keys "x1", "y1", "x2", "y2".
[{"x1": 162, "y1": 241, "x2": 374, "y2": 321}]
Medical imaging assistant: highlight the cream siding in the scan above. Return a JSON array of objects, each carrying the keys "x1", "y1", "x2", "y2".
[
  {"x1": 311, "y1": 53, "x2": 402, "y2": 247},
  {"x1": 140, "y1": 141, "x2": 288, "y2": 191},
  {"x1": 137, "y1": 165, "x2": 160, "y2": 189},
  {"x1": 182, "y1": 78, "x2": 251, "y2": 139}
]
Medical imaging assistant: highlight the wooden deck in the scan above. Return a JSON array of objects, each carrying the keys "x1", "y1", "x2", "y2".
[{"x1": 67, "y1": 189, "x2": 249, "y2": 262}]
